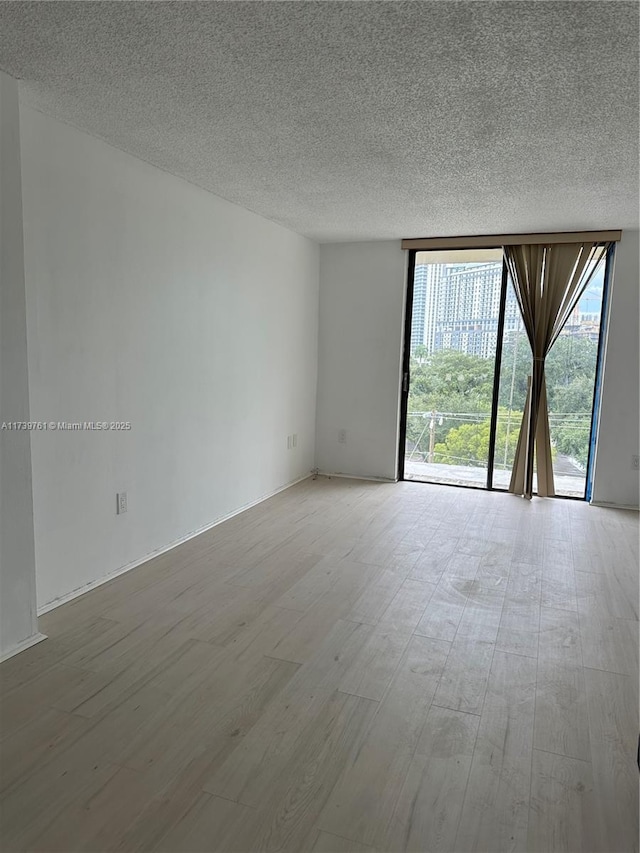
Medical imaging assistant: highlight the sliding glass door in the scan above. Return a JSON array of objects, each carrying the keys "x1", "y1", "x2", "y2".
[
  {"x1": 399, "y1": 246, "x2": 612, "y2": 498},
  {"x1": 493, "y1": 259, "x2": 608, "y2": 497},
  {"x1": 401, "y1": 248, "x2": 504, "y2": 489}
]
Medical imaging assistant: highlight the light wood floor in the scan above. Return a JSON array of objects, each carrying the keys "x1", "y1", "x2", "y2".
[{"x1": 1, "y1": 477, "x2": 638, "y2": 853}]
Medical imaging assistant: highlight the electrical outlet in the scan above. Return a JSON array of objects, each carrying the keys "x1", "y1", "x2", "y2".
[
  {"x1": 292, "y1": 433, "x2": 297, "y2": 448},
  {"x1": 116, "y1": 491, "x2": 128, "y2": 515},
  {"x1": 338, "y1": 429, "x2": 347, "y2": 444},
  {"x1": 633, "y1": 455, "x2": 639, "y2": 470}
]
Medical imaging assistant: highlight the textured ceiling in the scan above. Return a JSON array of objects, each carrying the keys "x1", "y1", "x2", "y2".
[{"x1": 0, "y1": 1, "x2": 638, "y2": 242}]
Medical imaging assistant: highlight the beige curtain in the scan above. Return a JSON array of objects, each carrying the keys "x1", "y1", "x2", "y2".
[{"x1": 505, "y1": 242, "x2": 608, "y2": 499}]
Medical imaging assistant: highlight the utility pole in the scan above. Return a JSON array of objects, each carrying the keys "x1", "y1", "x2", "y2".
[{"x1": 428, "y1": 411, "x2": 436, "y2": 463}]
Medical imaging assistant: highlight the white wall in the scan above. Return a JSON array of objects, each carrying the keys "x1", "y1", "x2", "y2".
[
  {"x1": 592, "y1": 229, "x2": 640, "y2": 508},
  {"x1": 20, "y1": 107, "x2": 319, "y2": 609},
  {"x1": 316, "y1": 235, "x2": 639, "y2": 508},
  {"x1": 0, "y1": 73, "x2": 41, "y2": 658},
  {"x1": 315, "y1": 241, "x2": 406, "y2": 480}
]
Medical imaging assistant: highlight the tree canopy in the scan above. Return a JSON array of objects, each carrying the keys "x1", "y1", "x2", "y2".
[
  {"x1": 433, "y1": 408, "x2": 522, "y2": 469},
  {"x1": 407, "y1": 333, "x2": 598, "y2": 467}
]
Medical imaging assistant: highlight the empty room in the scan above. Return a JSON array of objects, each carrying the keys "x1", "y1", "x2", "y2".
[{"x1": 0, "y1": 2, "x2": 638, "y2": 852}]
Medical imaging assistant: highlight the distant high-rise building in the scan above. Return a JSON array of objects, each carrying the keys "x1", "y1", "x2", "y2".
[
  {"x1": 411, "y1": 262, "x2": 446, "y2": 354},
  {"x1": 411, "y1": 265, "x2": 428, "y2": 352},
  {"x1": 413, "y1": 260, "x2": 522, "y2": 358}
]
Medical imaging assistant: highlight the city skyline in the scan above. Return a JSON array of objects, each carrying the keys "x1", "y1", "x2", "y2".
[{"x1": 411, "y1": 259, "x2": 605, "y2": 357}]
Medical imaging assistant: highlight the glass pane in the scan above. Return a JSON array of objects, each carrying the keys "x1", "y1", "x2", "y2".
[
  {"x1": 493, "y1": 256, "x2": 606, "y2": 497},
  {"x1": 494, "y1": 284, "x2": 532, "y2": 490},
  {"x1": 405, "y1": 249, "x2": 503, "y2": 488},
  {"x1": 546, "y1": 258, "x2": 606, "y2": 497}
]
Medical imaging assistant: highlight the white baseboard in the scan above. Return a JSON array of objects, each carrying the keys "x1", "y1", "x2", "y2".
[
  {"x1": 37, "y1": 473, "x2": 312, "y2": 616},
  {"x1": 590, "y1": 500, "x2": 639, "y2": 511},
  {"x1": 316, "y1": 471, "x2": 397, "y2": 484},
  {"x1": 0, "y1": 631, "x2": 48, "y2": 663}
]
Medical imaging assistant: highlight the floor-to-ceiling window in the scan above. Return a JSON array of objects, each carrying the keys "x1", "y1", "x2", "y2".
[
  {"x1": 399, "y1": 245, "x2": 611, "y2": 498},
  {"x1": 401, "y1": 249, "x2": 504, "y2": 489}
]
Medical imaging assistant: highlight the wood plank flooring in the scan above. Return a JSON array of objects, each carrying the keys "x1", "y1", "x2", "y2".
[{"x1": 1, "y1": 476, "x2": 638, "y2": 852}]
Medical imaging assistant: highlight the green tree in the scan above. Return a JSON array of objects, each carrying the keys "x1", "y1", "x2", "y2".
[
  {"x1": 552, "y1": 374, "x2": 595, "y2": 414},
  {"x1": 433, "y1": 408, "x2": 522, "y2": 469},
  {"x1": 406, "y1": 333, "x2": 598, "y2": 469},
  {"x1": 498, "y1": 332, "x2": 598, "y2": 468},
  {"x1": 498, "y1": 333, "x2": 531, "y2": 410},
  {"x1": 545, "y1": 336, "x2": 598, "y2": 410},
  {"x1": 409, "y1": 349, "x2": 494, "y2": 403},
  {"x1": 412, "y1": 344, "x2": 429, "y2": 362},
  {"x1": 551, "y1": 422, "x2": 591, "y2": 466},
  {"x1": 406, "y1": 350, "x2": 496, "y2": 459},
  {"x1": 546, "y1": 336, "x2": 597, "y2": 467}
]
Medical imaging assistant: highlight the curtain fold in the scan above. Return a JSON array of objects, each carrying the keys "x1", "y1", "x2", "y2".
[{"x1": 505, "y1": 242, "x2": 608, "y2": 499}]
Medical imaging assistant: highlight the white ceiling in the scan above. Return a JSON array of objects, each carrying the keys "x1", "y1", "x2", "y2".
[{"x1": 0, "y1": 1, "x2": 637, "y2": 243}]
